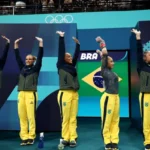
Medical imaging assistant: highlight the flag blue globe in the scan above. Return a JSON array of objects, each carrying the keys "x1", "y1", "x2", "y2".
[{"x1": 93, "y1": 71, "x2": 104, "y2": 88}]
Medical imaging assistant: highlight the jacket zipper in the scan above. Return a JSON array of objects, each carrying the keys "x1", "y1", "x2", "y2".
[
  {"x1": 24, "y1": 77, "x2": 26, "y2": 89},
  {"x1": 146, "y1": 76, "x2": 149, "y2": 86},
  {"x1": 33, "y1": 76, "x2": 34, "y2": 86}
]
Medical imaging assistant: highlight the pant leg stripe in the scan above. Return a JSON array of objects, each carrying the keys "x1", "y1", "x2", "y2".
[
  {"x1": 33, "y1": 92, "x2": 37, "y2": 119},
  {"x1": 102, "y1": 96, "x2": 109, "y2": 140},
  {"x1": 141, "y1": 92, "x2": 145, "y2": 140},
  {"x1": 59, "y1": 92, "x2": 64, "y2": 139},
  {"x1": 60, "y1": 92, "x2": 64, "y2": 120}
]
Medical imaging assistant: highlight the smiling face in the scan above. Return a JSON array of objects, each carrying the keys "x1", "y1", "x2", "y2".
[
  {"x1": 143, "y1": 51, "x2": 150, "y2": 64},
  {"x1": 25, "y1": 55, "x2": 35, "y2": 66},
  {"x1": 107, "y1": 56, "x2": 114, "y2": 69},
  {"x1": 65, "y1": 53, "x2": 72, "y2": 64}
]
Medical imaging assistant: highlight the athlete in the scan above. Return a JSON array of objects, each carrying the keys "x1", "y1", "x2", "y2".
[
  {"x1": 96, "y1": 36, "x2": 120, "y2": 150},
  {"x1": 56, "y1": 31, "x2": 80, "y2": 148},
  {"x1": 0, "y1": 36, "x2": 10, "y2": 88},
  {"x1": 132, "y1": 29, "x2": 150, "y2": 150},
  {"x1": 14, "y1": 37, "x2": 43, "y2": 146}
]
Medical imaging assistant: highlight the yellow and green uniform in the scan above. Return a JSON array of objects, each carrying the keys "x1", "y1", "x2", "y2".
[
  {"x1": 100, "y1": 54, "x2": 120, "y2": 145},
  {"x1": 137, "y1": 39, "x2": 150, "y2": 146},
  {"x1": 14, "y1": 46, "x2": 43, "y2": 140},
  {"x1": 57, "y1": 36, "x2": 80, "y2": 142}
]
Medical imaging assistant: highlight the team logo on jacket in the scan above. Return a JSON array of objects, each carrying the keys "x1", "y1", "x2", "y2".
[
  {"x1": 30, "y1": 101, "x2": 33, "y2": 104},
  {"x1": 145, "y1": 102, "x2": 149, "y2": 107},
  {"x1": 108, "y1": 109, "x2": 112, "y2": 114},
  {"x1": 82, "y1": 67, "x2": 122, "y2": 93},
  {"x1": 63, "y1": 102, "x2": 66, "y2": 106}
]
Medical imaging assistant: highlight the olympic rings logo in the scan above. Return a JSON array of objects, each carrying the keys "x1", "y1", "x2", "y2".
[{"x1": 45, "y1": 15, "x2": 74, "y2": 23}]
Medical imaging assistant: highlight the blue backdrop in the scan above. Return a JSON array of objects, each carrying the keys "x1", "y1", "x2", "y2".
[
  {"x1": 0, "y1": 10, "x2": 150, "y2": 130},
  {"x1": 0, "y1": 24, "x2": 77, "y2": 130}
]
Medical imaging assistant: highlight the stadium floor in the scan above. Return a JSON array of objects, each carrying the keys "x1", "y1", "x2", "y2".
[{"x1": 0, "y1": 118, "x2": 143, "y2": 150}]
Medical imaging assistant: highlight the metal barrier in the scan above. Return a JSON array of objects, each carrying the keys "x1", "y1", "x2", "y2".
[
  {"x1": 0, "y1": 6, "x2": 15, "y2": 15},
  {"x1": 0, "y1": 0, "x2": 150, "y2": 15}
]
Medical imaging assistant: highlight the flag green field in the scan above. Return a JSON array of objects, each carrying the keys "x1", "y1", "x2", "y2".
[{"x1": 77, "y1": 61, "x2": 129, "y2": 97}]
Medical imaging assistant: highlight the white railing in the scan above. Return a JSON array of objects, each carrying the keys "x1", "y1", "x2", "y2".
[{"x1": 0, "y1": 6, "x2": 15, "y2": 15}]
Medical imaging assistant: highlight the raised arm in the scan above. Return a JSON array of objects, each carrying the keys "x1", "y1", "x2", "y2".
[
  {"x1": 0, "y1": 36, "x2": 10, "y2": 70},
  {"x1": 72, "y1": 37, "x2": 80, "y2": 66},
  {"x1": 14, "y1": 38, "x2": 25, "y2": 70},
  {"x1": 34, "y1": 37, "x2": 43, "y2": 71},
  {"x1": 96, "y1": 36, "x2": 108, "y2": 70},
  {"x1": 56, "y1": 31, "x2": 65, "y2": 67},
  {"x1": 131, "y1": 29, "x2": 144, "y2": 72}
]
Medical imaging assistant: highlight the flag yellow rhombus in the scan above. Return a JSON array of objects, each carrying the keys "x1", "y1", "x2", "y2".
[{"x1": 82, "y1": 67, "x2": 122, "y2": 93}]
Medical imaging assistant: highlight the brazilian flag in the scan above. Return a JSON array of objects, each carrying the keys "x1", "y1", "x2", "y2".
[{"x1": 77, "y1": 51, "x2": 129, "y2": 97}]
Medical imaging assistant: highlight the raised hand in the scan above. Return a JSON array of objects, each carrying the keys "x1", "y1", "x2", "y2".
[
  {"x1": 96, "y1": 49, "x2": 103, "y2": 57},
  {"x1": 1, "y1": 35, "x2": 10, "y2": 43},
  {"x1": 131, "y1": 29, "x2": 141, "y2": 40},
  {"x1": 96, "y1": 36, "x2": 106, "y2": 49},
  {"x1": 14, "y1": 38, "x2": 23, "y2": 49},
  {"x1": 96, "y1": 49, "x2": 101, "y2": 53},
  {"x1": 35, "y1": 37, "x2": 43, "y2": 42},
  {"x1": 95, "y1": 36, "x2": 105, "y2": 43},
  {"x1": 15, "y1": 38, "x2": 23, "y2": 43},
  {"x1": 56, "y1": 31, "x2": 65, "y2": 37},
  {"x1": 72, "y1": 37, "x2": 80, "y2": 44},
  {"x1": 35, "y1": 37, "x2": 43, "y2": 47},
  {"x1": 131, "y1": 29, "x2": 141, "y2": 35}
]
